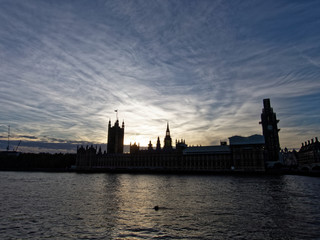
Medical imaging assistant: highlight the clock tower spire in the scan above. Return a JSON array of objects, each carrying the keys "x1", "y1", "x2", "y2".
[
  {"x1": 164, "y1": 122, "x2": 172, "y2": 150},
  {"x1": 260, "y1": 99, "x2": 280, "y2": 161}
]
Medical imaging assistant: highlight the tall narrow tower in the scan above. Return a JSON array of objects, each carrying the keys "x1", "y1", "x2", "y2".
[
  {"x1": 107, "y1": 120, "x2": 124, "y2": 154},
  {"x1": 156, "y1": 137, "x2": 161, "y2": 151},
  {"x1": 163, "y1": 122, "x2": 172, "y2": 150},
  {"x1": 260, "y1": 99, "x2": 280, "y2": 161}
]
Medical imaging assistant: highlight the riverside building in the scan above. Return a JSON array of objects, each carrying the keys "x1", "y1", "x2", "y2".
[
  {"x1": 297, "y1": 137, "x2": 320, "y2": 171},
  {"x1": 76, "y1": 99, "x2": 281, "y2": 173}
]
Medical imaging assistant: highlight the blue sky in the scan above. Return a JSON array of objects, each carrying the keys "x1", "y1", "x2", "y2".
[{"x1": 0, "y1": 0, "x2": 319, "y2": 152}]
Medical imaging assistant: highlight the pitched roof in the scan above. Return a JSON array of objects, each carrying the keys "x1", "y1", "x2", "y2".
[{"x1": 229, "y1": 134, "x2": 265, "y2": 145}]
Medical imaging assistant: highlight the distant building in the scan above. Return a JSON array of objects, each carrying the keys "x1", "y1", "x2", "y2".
[
  {"x1": 107, "y1": 120, "x2": 124, "y2": 154},
  {"x1": 129, "y1": 142, "x2": 140, "y2": 154},
  {"x1": 281, "y1": 148, "x2": 298, "y2": 167},
  {"x1": 76, "y1": 98, "x2": 281, "y2": 173},
  {"x1": 76, "y1": 145, "x2": 97, "y2": 168},
  {"x1": 260, "y1": 98, "x2": 280, "y2": 161},
  {"x1": 76, "y1": 125, "x2": 266, "y2": 172},
  {"x1": 298, "y1": 137, "x2": 320, "y2": 171}
]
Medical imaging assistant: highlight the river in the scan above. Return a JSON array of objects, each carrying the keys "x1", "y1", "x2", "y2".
[{"x1": 0, "y1": 172, "x2": 319, "y2": 239}]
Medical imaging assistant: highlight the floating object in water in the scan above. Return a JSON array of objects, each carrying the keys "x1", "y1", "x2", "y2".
[{"x1": 154, "y1": 206, "x2": 159, "y2": 211}]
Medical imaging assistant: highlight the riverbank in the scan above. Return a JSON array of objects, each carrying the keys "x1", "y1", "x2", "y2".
[{"x1": 1, "y1": 152, "x2": 319, "y2": 176}]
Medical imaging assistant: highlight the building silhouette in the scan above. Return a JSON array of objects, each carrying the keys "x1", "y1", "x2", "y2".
[
  {"x1": 77, "y1": 125, "x2": 266, "y2": 173},
  {"x1": 76, "y1": 99, "x2": 284, "y2": 173},
  {"x1": 107, "y1": 120, "x2": 124, "y2": 154},
  {"x1": 229, "y1": 135, "x2": 265, "y2": 171},
  {"x1": 260, "y1": 99, "x2": 280, "y2": 161},
  {"x1": 163, "y1": 122, "x2": 173, "y2": 151},
  {"x1": 156, "y1": 137, "x2": 161, "y2": 151},
  {"x1": 298, "y1": 137, "x2": 320, "y2": 170}
]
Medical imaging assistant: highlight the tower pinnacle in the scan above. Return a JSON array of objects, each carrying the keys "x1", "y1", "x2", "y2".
[{"x1": 164, "y1": 122, "x2": 172, "y2": 150}]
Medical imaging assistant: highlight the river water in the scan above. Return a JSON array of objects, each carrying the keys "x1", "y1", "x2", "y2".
[{"x1": 0, "y1": 172, "x2": 319, "y2": 239}]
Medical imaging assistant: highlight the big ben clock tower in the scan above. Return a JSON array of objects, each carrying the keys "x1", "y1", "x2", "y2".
[{"x1": 260, "y1": 99, "x2": 280, "y2": 161}]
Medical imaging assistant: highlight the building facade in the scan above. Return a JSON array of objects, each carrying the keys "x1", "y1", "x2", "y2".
[
  {"x1": 77, "y1": 129, "x2": 266, "y2": 173},
  {"x1": 229, "y1": 135, "x2": 265, "y2": 172},
  {"x1": 260, "y1": 98, "x2": 280, "y2": 161},
  {"x1": 298, "y1": 137, "x2": 320, "y2": 170},
  {"x1": 76, "y1": 99, "x2": 280, "y2": 173},
  {"x1": 107, "y1": 120, "x2": 124, "y2": 154}
]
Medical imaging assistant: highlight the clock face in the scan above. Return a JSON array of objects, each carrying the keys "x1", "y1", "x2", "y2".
[{"x1": 268, "y1": 125, "x2": 273, "y2": 130}]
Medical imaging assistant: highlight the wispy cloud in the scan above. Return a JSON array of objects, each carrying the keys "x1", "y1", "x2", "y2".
[{"x1": 0, "y1": 0, "x2": 319, "y2": 152}]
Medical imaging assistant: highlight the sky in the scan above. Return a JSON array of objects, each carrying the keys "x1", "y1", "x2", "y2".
[{"x1": 0, "y1": 0, "x2": 320, "y2": 153}]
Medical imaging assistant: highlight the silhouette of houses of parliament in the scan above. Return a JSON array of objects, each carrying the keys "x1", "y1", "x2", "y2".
[
  {"x1": 76, "y1": 99, "x2": 281, "y2": 173},
  {"x1": 107, "y1": 119, "x2": 124, "y2": 154}
]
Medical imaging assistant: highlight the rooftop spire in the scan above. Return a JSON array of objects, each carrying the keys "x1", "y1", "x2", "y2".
[
  {"x1": 156, "y1": 136, "x2": 161, "y2": 150},
  {"x1": 164, "y1": 122, "x2": 172, "y2": 150},
  {"x1": 166, "y1": 122, "x2": 170, "y2": 136},
  {"x1": 115, "y1": 109, "x2": 118, "y2": 120}
]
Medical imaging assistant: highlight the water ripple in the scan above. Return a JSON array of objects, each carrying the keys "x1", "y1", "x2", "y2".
[{"x1": 0, "y1": 172, "x2": 319, "y2": 239}]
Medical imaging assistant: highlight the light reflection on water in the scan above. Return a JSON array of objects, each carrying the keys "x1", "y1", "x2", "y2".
[{"x1": 0, "y1": 172, "x2": 320, "y2": 239}]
